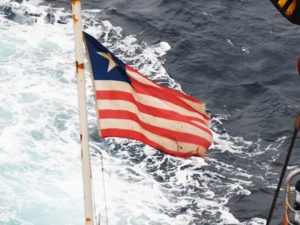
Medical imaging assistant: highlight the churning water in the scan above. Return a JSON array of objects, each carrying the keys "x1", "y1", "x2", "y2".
[{"x1": 1, "y1": 0, "x2": 300, "y2": 225}]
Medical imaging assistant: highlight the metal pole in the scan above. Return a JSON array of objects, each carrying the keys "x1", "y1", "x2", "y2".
[
  {"x1": 70, "y1": 0, "x2": 95, "y2": 224},
  {"x1": 266, "y1": 113, "x2": 300, "y2": 225}
]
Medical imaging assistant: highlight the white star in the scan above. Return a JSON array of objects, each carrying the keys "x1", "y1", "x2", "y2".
[{"x1": 97, "y1": 51, "x2": 118, "y2": 72}]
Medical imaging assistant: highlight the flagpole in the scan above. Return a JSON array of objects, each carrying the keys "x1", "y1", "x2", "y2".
[{"x1": 71, "y1": 1, "x2": 95, "y2": 225}]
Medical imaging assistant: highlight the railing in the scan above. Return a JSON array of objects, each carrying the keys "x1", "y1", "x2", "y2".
[{"x1": 284, "y1": 169, "x2": 300, "y2": 225}]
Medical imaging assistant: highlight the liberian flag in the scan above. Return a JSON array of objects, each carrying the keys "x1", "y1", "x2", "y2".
[{"x1": 83, "y1": 32, "x2": 213, "y2": 158}]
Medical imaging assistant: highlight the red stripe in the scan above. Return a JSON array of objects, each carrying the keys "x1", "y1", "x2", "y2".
[
  {"x1": 101, "y1": 129, "x2": 199, "y2": 158},
  {"x1": 99, "y1": 110, "x2": 212, "y2": 149},
  {"x1": 96, "y1": 90, "x2": 211, "y2": 133},
  {"x1": 126, "y1": 65, "x2": 206, "y2": 105},
  {"x1": 129, "y1": 79, "x2": 209, "y2": 119}
]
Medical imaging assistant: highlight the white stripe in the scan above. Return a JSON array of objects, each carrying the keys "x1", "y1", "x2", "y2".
[
  {"x1": 179, "y1": 97, "x2": 206, "y2": 114},
  {"x1": 95, "y1": 80, "x2": 132, "y2": 93},
  {"x1": 126, "y1": 68, "x2": 160, "y2": 88},
  {"x1": 134, "y1": 93, "x2": 208, "y2": 124},
  {"x1": 95, "y1": 80, "x2": 209, "y2": 125},
  {"x1": 126, "y1": 69, "x2": 207, "y2": 115},
  {"x1": 98, "y1": 99, "x2": 212, "y2": 142},
  {"x1": 100, "y1": 118, "x2": 207, "y2": 155}
]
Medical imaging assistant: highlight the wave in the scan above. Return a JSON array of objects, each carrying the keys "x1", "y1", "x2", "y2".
[{"x1": 0, "y1": 1, "x2": 287, "y2": 224}]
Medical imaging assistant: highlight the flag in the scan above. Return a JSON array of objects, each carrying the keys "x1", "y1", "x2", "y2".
[
  {"x1": 270, "y1": 0, "x2": 300, "y2": 24},
  {"x1": 83, "y1": 32, "x2": 213, "y2": 158}
]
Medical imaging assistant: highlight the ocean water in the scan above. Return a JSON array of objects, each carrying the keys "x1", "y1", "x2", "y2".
[{"x1": 1, "y1": 0, "x2": 300, "y2": 225}]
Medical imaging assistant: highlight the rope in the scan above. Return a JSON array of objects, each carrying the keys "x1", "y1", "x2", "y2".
[
  {"x1": 266, "y1": 127, "x2": 298, "y2": 225},
  {"x1": 99, "y1": 151, "x2": 109, "y2": 225}
]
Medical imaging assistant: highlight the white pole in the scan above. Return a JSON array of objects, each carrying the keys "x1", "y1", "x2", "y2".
[{"x1": 70, "y1": 0, "x2": 95, "y2": 225}]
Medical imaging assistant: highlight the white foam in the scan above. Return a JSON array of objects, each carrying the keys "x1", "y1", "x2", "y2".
[{"x1": 0, "y1": 1, "x2": 281, "y2": 225}]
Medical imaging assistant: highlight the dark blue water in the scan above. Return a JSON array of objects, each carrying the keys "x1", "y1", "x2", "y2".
[
  {"x1": 2, "y1": 0, "x2": 300, "y2": 224},
  {"x1": 80, "y1": 1, "x2": 300, "y2": 223}
]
